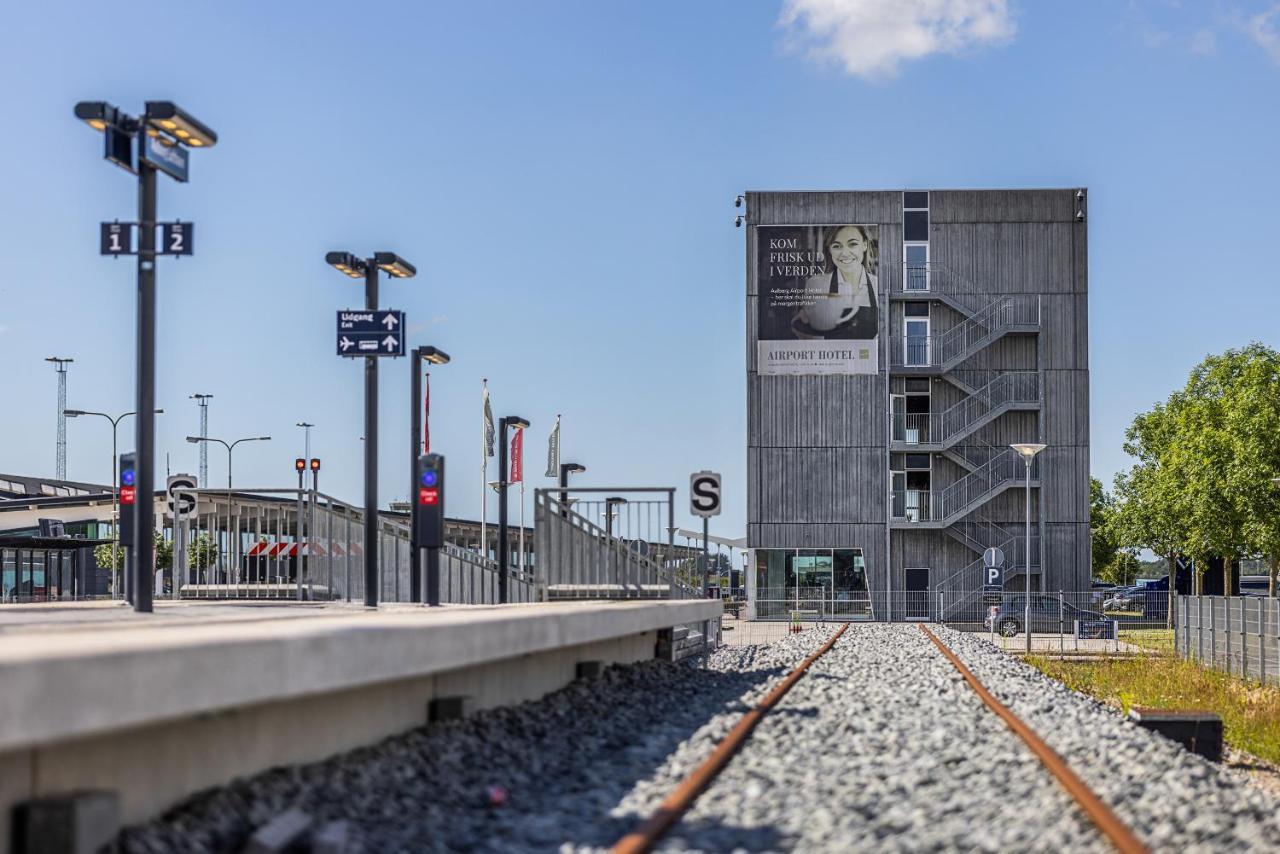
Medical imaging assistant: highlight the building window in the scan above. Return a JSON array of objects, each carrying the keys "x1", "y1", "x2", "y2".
[
  {"x1": 753, "y1": 548, "x2": 868, "y2": 619},
  {"x1": 904, "y1": 302, "x2": 930, "y2": 366},
  {"x1": 903, "y1": 192, "x2": 930, "y2": 292},
  {"x1": 905, "y1": 243, "x2": 929, "y2": 291}
]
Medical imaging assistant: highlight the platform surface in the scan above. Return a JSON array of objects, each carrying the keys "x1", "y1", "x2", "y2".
[{"x1": 0, "y1": 598, "x2": 720, "y2": 751}]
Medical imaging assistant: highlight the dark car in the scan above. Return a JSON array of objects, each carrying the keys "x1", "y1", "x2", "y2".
[{"x1": 985, "y1": 595, "x2": 1106, "y2": 637}]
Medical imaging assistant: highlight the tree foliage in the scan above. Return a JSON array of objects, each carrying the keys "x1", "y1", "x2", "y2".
[{"x1": 1111, "y1": 343, "x2": 1280, "y2": 598}]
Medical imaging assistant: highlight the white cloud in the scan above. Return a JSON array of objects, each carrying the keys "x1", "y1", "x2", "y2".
[
  {"x1": 1243, "y1": 5, "x2": 1280, "y2": 64},
  {"x1": 778, "y1": 0, "x2": 1016, "y2": 78},
  {"x1": 1189, "y1": 27, "x2": 1217, "y2": 56}
]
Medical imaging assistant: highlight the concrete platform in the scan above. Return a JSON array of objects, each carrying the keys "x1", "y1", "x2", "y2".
[{"x1": 0, "y1": 598, "x2": 720, "y2": 848}]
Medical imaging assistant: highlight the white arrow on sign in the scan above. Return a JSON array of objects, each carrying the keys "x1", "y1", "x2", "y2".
[
  {"x1": 381, "y1": 313, "x2": 399, "y2": 330},
  {"x1": 339, "y1": 336, "x2": 355, "y2": 352},
  {"x1": 382, "y1": 335, "x2": 398, "y2": 351}
]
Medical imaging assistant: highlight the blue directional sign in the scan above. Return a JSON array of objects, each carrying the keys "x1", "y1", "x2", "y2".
[
  {"x1": 336, "y1": 310, "x2": 405, "y2": 357},
  {"x1": 140, "y1": 134, "x2": 189, "y2": 182}
]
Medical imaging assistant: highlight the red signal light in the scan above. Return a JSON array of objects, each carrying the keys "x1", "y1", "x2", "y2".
[
  {"x1": 120, "y1": 486, "x2": 137, "y2": 505},
  {"x1": 419, "y1": 487, "x2": 439, "y2": 506},
  {"x1": 310, "y1": 458, "x2": 321, "y2": 471},
  {"x1": 295, "y1": 458, "x2": 306, "y2": 471}
]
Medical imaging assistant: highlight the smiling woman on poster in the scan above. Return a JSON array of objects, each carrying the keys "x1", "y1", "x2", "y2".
[{"x1": 793, "y1": 225, "x2": 878, "y2": 340}]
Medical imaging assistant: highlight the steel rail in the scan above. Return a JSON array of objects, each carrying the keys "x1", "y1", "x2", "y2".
[
  {"x1": 918, "y1": 625, "x2": 1149, "y2": 854},
  {"x1": 609, "y1": 623, "x2": 849, "y2": 854}
]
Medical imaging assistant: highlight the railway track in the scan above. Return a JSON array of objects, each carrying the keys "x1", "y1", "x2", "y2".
[{"x1": 612, "y1": 623, "x2": 1148, "y2": 854}]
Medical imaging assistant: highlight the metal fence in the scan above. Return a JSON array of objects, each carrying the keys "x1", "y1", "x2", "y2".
[
  {"x1": 147, "y1": 487, "x2": 532, "y2": 604},
  {"x1": 533, "y1": 488, "x2": 700, "y2": 600},
  {"x1": 1176, "y1": 595, "x2": 1280, "y2": 683},
  {"x1": 745, "y1": 588, "x2": 1169, "y2": 652}
]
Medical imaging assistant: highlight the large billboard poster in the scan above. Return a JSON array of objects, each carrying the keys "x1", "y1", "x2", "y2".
[{"x1": 756, "y1": 224, "x2": 880, "y2": 375}]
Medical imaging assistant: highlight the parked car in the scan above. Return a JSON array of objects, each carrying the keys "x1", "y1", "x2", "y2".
[
  {"x1": 985, "y1": 595, "x2": 1106, "y2": 637},
  {"x1": 1103, "y1": 586, "x2": 1139, "y2": 611}
]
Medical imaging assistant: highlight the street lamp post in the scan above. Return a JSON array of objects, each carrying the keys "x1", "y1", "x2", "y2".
[
  {"x1": 76, "y1": 99, "x2": 217, "y2": 613},
  {"x1": 605, "y1": 496, "x2": 627, "y2": 590},
  {"x1": 497, "y1": 415, "x2": 530, "y2": 603},
  {"x1": 558, "y1": 463, "x2": 586, "y2": 517},
  {"x1": 410, "y1": 346, "x2": 450, "y2": 603},
  {"x1": 1011, "y1": 443, "x2": 1047, "y2": 654},
  {"x1": 66, "y1": 408, "x2": 162, "y2": 597},
  {"x1": 296, "y1": 422, "x2": 315, "y2": 489},
  {"x1": 326, "y1": 251, "x2": 417, "y2": 608},
  {"x1": 187, "y1": 435, "x2": 270, "y2": 584}
]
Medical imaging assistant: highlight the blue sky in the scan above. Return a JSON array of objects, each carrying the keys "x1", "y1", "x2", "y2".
[{"x1": 1, "y1": 1, "x2": 1278, "y2": 541}]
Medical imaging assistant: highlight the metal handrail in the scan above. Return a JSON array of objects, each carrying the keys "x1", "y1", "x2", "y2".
[
  {"x1": 893, "y1": 372, "x2": 1038, "y2": 446},
  {"x1": 892, "y1": 294, "x2": 1041, "y2": 369}
]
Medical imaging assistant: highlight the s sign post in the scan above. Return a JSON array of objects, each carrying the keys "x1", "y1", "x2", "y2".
[{"x1": 690, "y1": 471, "x2": 722, "y2": 597}]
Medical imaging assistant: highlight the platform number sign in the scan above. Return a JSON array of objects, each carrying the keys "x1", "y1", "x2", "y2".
[
  {"x1": 100, "y1": 222, "x2": 133, "y2": 255},
  {"x1": 690, "y1": 471, "x2": 722, "y2": 518},
  {"x1": 161, "y1": 222, "x2": 194, "y2": 255}
]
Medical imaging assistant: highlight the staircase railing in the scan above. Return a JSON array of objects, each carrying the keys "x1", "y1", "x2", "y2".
[
  {"x1": 934, "y1": 447, "x2": 1034, "y2": 523},
  {"x1": 893, "y1": 371, "x2": 1038, "y2": 446},
  {"x1": 892, "y1": 294, "x2": 1040, "y2": 369}
]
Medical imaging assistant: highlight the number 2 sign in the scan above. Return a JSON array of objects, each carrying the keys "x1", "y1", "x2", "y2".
[{"x1": 161, "y1": 222, "x2": 194, "y2": 255}]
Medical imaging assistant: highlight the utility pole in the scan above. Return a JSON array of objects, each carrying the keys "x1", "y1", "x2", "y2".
[{"x1": 46, "y1": 358, "x2": 73, "y2": 479}]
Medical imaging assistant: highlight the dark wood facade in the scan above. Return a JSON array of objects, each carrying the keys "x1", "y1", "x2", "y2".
[{"x1": 746, "y1": 189, "x2": 1090, "y2": 616}]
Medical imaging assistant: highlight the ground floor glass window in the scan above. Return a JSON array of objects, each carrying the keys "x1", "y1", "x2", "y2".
[{"x1": 755, "y1": 548, "x2": 869, "y2": 619}]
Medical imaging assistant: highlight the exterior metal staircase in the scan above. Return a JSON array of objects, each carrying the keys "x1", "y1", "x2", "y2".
[
  {"x1": 891, "y1": 294, "x2": 1041, "y2": 374},
  {"x1": 892, "y1": 371, "x2": 1039, "y2": 451},
  {"x1": 891, "y1": 447, "x2": 1038, "y2": 529}
]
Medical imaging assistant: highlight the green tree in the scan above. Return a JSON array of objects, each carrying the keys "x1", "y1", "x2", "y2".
[
  {"x1": 94, "y1": 530, "x2": 173, "y2": 571},
  {"x1": 1113, "y1": 343, "x2": 1280, "y2": 619},
  {"x1": 1089, "y1": 476, "x2": 1121, "y2": 579}
]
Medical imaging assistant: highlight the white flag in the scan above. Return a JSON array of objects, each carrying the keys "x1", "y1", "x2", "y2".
[{"x1": 545, "y1": 415, "x2": 560, "y2": 477}]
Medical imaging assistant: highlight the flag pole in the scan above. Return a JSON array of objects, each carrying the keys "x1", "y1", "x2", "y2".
[{"x1": 481, "y1": 379, "x2": 488, "y2": 562}]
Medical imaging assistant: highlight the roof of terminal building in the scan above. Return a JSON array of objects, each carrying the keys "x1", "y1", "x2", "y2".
[{"x1": 0, "y1": 473, "x2": 111, "y2": 500}]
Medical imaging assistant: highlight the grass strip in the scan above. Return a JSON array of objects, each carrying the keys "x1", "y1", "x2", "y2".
[{"x1": 1028, "y1": 651, "x2": 1280, "y2": 766}]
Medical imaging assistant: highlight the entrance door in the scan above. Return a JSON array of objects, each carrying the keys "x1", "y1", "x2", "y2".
[{"x1": 905, "y1": 566, "x2": 930, "y2": 619}]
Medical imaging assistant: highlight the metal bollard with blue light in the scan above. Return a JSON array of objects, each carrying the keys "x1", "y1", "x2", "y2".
[
  {"x1": 118, "y1": 452, "x2": 137, "y2": 604},
  {"x1": 416, "y1": 454, "x2": 445, "y2": 606}
]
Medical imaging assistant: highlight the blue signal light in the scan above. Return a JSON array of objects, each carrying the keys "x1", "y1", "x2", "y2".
[
  {"x1": 422, "y1": 470, "x2": 438, "y2": 487},
  {"x1": 121, "y1": 469, "x2": 136, "y2": 486}
]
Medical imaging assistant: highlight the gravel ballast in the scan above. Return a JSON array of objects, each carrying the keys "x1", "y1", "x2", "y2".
[
  {"x1": 117, "y1": 629, "x2": 831, "y2": 853},
  {"x1": 117, "y1": 624, "x2": 1280, "y2": 852}
]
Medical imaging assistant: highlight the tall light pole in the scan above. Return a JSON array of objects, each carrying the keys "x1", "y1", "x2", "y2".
[
  {"x1": 559, "y1": 462, "x2": 586, "y2": 517},
  {"x1": 188, "y1": 434, "x2": 269, "y2": 585},
  {"x1": 46, "y1": 358, "x2": 74, "y2": 479},
  {"x1": 191, "y1": 394, "x2": 213, "y2": 486},
  {"x1": 296, "y1": 422, "x2": 315, "y2": 489},
  {"x1": 1011, "y1": 442, "x2": 1046, "y2": 653},
  {"x1": 410, "y1": 346, "x2": 450, "y2": 603},
  {"x1": 185, "y1": 435, "x2": 271, "y2": 491},
  {"x1": 76, "y1": 99, "x2": 217, "y2": 613},
  {"x1": 326, "y1": 251, "x2": 417, "y2": 608},
  {"x1": 498, "y1": 415, "x2": 530, "y2": 603},
  {"x1": 66, "y1": 407, "x2": 163, "y2": 597}
]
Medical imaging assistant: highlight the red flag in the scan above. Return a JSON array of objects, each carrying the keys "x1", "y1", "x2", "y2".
[
  {"x1": 422, "y1": 372, "x2": 430, "y2": 454},
  {"x1": 510, "y1": 428, "x2": 523, "y2": 483}
]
